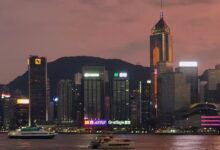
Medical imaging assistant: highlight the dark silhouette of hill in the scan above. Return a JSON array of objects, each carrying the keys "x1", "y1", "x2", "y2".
[{"x1": 7, "y1": 56, "x2": 150, "y2": 98}]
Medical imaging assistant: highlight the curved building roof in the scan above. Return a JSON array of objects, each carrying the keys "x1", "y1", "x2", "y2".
[{"x1": 175, "y1": 103, "x2": 220, "y2": 119}]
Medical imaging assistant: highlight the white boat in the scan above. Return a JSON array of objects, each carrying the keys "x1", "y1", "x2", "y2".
[
  {"x1": 8, "y1": 127, "x2": 57, "y2": 139},
  {"x1": 89, "y1": 135, "x2": 135, "y2": 149}
]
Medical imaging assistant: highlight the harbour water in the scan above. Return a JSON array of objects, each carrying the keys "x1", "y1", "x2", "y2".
[{"x1": 0, "y1": 133, "x2": 219, "y2": 150}]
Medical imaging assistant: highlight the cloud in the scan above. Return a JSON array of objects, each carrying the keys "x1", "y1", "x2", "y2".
[
  {"x1": 110, "y1": 41, "x2": 147, "y2": 55},
  {"x1": 0, "y1": 0, "x2": 219, "y2": 83},
  {"x1": 146, "y1": 0, "x2": 218, "y2": 7}
]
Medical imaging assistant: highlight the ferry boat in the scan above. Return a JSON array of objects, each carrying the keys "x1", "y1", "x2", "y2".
[
  {"x1": 89, "y1": 135, "x2": 135, "y2": 149},
  {"x1": 8, "y1": 127, "x2": 57, "y2": 139}
]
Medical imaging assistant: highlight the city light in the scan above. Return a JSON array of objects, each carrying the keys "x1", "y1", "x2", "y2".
[
  {"x1": 201, "y1": 124, "x2": 220, "y2": 127},
  {"x1": 84, "y1": 73, "x2": 100, "y2": 78},
  {"x1": 179, "y1": 61, "x2": 198, "y2": 67},
  {"x1": 114, "y1": 72, "x2": 119, "y2": 78},
  {"x1": 201, "y1": 116, "x2": 220, "y2": 119},
  {"x1": 53, "y1": 97, "x2": 59, "y2": 102},
  {"x1": 147, "y1": 80, "x2": 151, "y2": 84},
  {"x1": 119, "y1": 72, "x2": 127, "y2": 78},
  {"x1": 114, "y1": 72, "x2": 128, "y2": 78},
  {"x1": 154, "y1": 68, "x2": 158, "y2": 75},
  {"x1": 16, "y1": 99, "x2": 29, "y2": 104},
  {"x1": 201, "y1": 120, "x2": 220, "y2": 123},
  {"x1": 201, "y1": 116, "x2": 220, "y2": 127},
  {"x1": 1, "y1": 93, "x2": 11, "y2": 99},
  {"x1": 84, "y1": 120, "x2": 107, "y2": 126},
  {"x1": 35, "y1": 58, "x2": 41, "y2": 65},
  {"x1": 108, "y1": 120, "x2": 131, "y2": 125}
]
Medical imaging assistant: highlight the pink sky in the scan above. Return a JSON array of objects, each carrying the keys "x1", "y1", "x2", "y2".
[{"x1": 0, "y1": 0, "x2": 220, "y2": 84}]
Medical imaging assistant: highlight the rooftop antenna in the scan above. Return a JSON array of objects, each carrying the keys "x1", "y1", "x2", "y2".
[{"x1": 160, "y1": 0, "x2": 164, "y2": 18}]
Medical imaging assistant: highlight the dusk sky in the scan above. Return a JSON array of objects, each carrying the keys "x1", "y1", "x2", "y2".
[{"x1": 0, "y1": 0, "x2": 220, "y2": 84}]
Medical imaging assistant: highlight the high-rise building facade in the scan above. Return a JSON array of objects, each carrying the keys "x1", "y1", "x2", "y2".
[
  {"x1": 200, "y1": 65, "x2": 220, "y2": 104},
  {"x1": 82, "y1": 66, "x2": 108, "y2": 121},
  {"x1": 57, "y1": 80, "x2": 73, "y2": 123},
  {"x1": 176, "y1": 61, "x2": 199, "y2": 104},
  {"x1": 140, "y1": 80, "x2": 152, "y2": 129},
  {"x1": 72, "y1": 73, "x2": 83, "y2": 125},
  {"x1": 1, "y1": 88, "x2": 11, "y2": 129},
  {"x1": 150, "y1": 16, "x2": 173, "y2": 67},
  {"x1": 149, "y1": 15, "x2": 173, "y2": 116},
  {"x1": 15, "y1": 98, "x2": 29, "y2": 128},
  {"x1": 28, "y1": 56, "x2": 48, "y2": 125},
  {"x1": 130, "y1": 80, "x2": 151, "y2": 129},
  {"x1": 111, "y1": 72, "x2": 130, "y2": 121},
  {"x1": 158, "y1": 72, "x2": 190, "y2": 126}
]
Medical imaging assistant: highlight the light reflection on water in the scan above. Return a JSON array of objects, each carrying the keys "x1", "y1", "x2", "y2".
[
  {"x1": 0, "y1": 134, "x2": 219, "y2": 150},
  {"x1": 172, "y1": 135, "x2": 220, "y2": 150},
  {"x1": 171, "y1": 136, "x2": 207, "y2": 150},
  {"x1": 16, "y1": 141, "x2": 32, "y2": 148}
]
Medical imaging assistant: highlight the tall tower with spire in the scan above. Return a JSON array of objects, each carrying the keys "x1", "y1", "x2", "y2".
[
  {"x1": 150, "y1": 16, "x2": 173, "y2": 67},
  {"x1": 149, "y1": 14, "x2": 173, "y2": 117}
]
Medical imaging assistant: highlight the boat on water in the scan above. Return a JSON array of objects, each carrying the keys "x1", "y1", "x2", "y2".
[
  {"x1": 89, "y1": 135, "x2": 135, "y2": 149},
  {"x1": 8, "y1": 127, "x2": 57, "y2": 139}
]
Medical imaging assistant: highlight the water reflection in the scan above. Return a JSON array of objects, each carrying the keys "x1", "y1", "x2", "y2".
[
  {"x1": 16, "y1": 141, "x2": 32, "y2": 148},
  {"x1": 170, "y1": 136, "x2": 220, "y2": 150},
  {"x1": 0, "y1": 134, "x2": 219, "y2": 150}
]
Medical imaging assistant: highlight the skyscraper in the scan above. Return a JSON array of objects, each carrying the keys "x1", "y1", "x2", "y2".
[
  {"x1": 28, "y1": 56, "x2": 48, "y2": 125},
  {"x1": 15, "y1": 98, "x2": 29, "y2": 128},
  {"x1": 140, "y1": 80, "x2": 152, "y2": 129},
  {"x1": 72, "y1": 73, "x2": 83, "y2": 126},
  {"x1": 57, "y1": 80, "x2": 73, "y2": 123},
  {"x1": 111, "y1": 72, "x2": 130, "y2": 121},
  {"x1": 1, "y1": 87, "x2": 11, "y2": 129},
  {"x1": 150, "y1": 15, "x2": 173, "y2": 116},
  {"x1": 150, "y1": 16, "x2": 173, "y2": 67},
  {"x1": 82, "y1": 66, "x2": 108, "y2": 121},
  {"x1": 130, "y1": 80, "x2": 151, "y2": 128},
  {"x1": 200, "y1": 65, "x2": 220, "y2": 104},
  {"x1": 158, "y1": 72, "x2": 190, "y2": 126},
  {"x1": 176, "y1": 61, "x2": 199, "y2": 104}
]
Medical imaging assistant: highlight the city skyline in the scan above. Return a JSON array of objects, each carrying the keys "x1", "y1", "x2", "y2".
[{"x1": 0, "y1": 0, "x2": 220, "y2": 83}]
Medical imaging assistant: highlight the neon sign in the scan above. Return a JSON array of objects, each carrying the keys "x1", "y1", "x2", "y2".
[
  {"x1": 114, "y1": 72, "x2": 128, "y2": 78},
  {"x1": 16, "y1": 99, "x2": 29, "y2": 104},
  {"x1": 201, "y1": 116, "x2": 220, "y2": 119},
  {"x1": 179, "y1": 61, "x2": 198, "y2": 67},
  {"x1": 200, "y1": 116, "x2": 220, "y2": 127},
  {"x1": 35, "y1": 58, "x2": 41, "y2": 65},
  {"x1": 1, "y1": 93, "x2": 11, "y2": 99},
  {"x1": 108, "y1": 120, "x2": 131, "y2": 125},
  {"x1": 114, "y1": 72, "x2": 119, "y2": 78},
  {"x1": 84, "y1": 120, "x2": 107, "y2": 126},
  {"x1": 147, "y1": 80, "x2": 151, "y2": 84},
  {"x1": 119, "y1": 72, "x2": 127, "y2": 78},
  {"x1": 84, "y1": 73, "x2": 100, "y2": 78}
]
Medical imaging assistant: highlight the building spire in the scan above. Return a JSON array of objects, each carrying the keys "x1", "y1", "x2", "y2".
[{"x1": 160, "y1": 0, "x2": 164, "y2": 18}]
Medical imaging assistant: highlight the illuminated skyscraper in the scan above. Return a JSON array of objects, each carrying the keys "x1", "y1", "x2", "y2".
[
  {"x1": 111, "y1": 72, "x2": 130, "y2": 120},
  {"x1": 150, "y1": 16, "x2": 173, "y2": 67},
  {"x1": 82, "y1": 66, "x2": 108, "y2": 121},
  {"x1": 15, "y1": 98, "x2": 29, "y2": 127},
  {"x1": 1, "y1": 87, "x2": 11, "y2": 129},
  {"x1": 150, "y1": 15, "x2": 173, "y2": 116},
  {"x1": 28, "y1": 56, "x2": 48, "y2": 125},
  {"x1": 176, "y1": 61, "x2": 199, "y2": 104},
  {"x1": 130, "y1": 80, "x2": 151, "y2": 128}
]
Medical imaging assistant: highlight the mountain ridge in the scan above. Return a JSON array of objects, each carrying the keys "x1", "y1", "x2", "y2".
[{"x1": 7, "y1": 56, "x2": 151, "y2": 98}]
